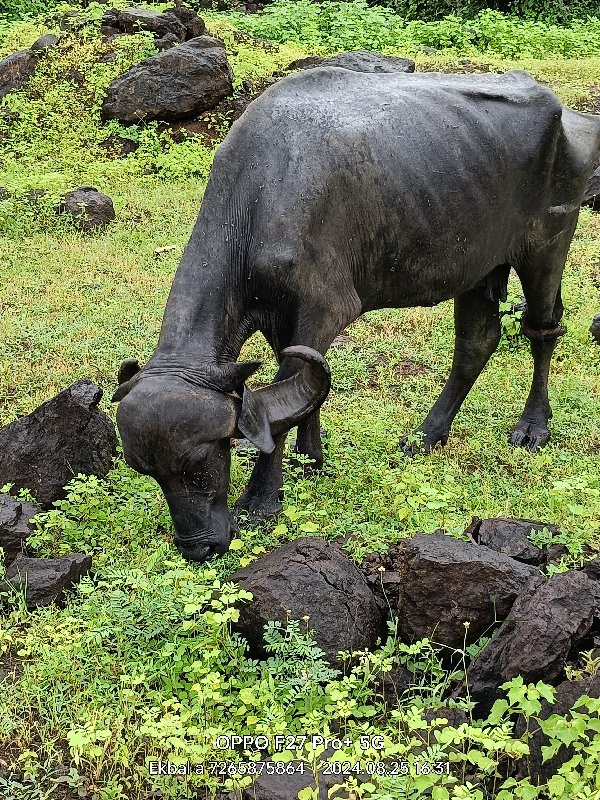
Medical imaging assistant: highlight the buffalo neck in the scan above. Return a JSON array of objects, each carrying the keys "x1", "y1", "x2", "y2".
[{"x1": 154, "y1": 207, "x2": 255, "y2": 367}]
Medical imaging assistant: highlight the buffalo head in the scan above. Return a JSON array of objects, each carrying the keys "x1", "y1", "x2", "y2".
[{"x1": 112, "y1": 347, "x2": 330, "y2": 562}]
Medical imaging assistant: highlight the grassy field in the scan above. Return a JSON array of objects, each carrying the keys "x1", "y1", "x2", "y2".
[{"x1": 1, "y1": 3, "x2": 600, "y2": 799}]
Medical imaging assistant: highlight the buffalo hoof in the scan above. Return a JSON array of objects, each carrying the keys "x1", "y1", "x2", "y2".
[
  {"x1": 509, "y1": 422, "x2": 550, "y2": 451},
  {"x1": 235, "y1": 493, "x2": 283, "y2": 520},
  {"x1": 398, "y1": 429, "x2": 448, "y2": 456}
]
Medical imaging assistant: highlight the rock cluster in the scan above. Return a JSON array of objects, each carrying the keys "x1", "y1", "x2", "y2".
[
  {"x1": 225, "y1": 517, "x2": 600, "y2": 798},
  {"x1": 101, "y1": 6, "x2": 206, "y2": 51}
]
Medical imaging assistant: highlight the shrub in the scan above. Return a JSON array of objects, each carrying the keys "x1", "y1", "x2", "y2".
[{"x1": 229, "y1": 1, "x2": 600, "y2": 58}]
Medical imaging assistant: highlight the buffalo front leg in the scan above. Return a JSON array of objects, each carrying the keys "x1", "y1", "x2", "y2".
[
  {"x1": 293, "y1": 409, "x2": 325, "y2": 471},
  {"x1": 235, "y1": 432, "x2": 287, "y2": 518},
  {"x1": 400, "y1": 273, "x2": 505, "y2": 454}
]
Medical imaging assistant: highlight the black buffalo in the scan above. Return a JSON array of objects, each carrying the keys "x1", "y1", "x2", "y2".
[{"x1": 113, "y1": 69, "x2": 600, "y2": 562}]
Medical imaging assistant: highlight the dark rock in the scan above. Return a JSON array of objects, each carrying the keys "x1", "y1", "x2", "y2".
[
  {"x1": 30, "y1": 34, "x2": 60, "y2": 53},
  {"x1": 155, "y1": 33, "x2": 182, "y2": 51},
  {"x1": 467, "y1": 516, "x2": 564, "y2": 567},
  {"x1": 0, "y1": 380, "x2": 117, "y2": 506},
  {"x1": 101, "y1": 36, "x2": 233, "y2": 123},
  {"x1": 232, "y1": 537, "x2": 384, "y2": 666},
  {"x1": 377, "y1": 665, "x2": 411, "y2": 708},
  {"x1": 466, "y1": 572, "x2": 595, "y2": 717},
  {"x1": 98, "y1": 135, "x2": 139, "y2": 157},
  {"x1": 56, "y1": 187, "x2": 115, "y2": 232},
  {"x1": 424, "y1": 706, "x2": 470, "y2": 729},
  {"x1": 4, "y1": 553, "x2": 92, "y2": 608},
  {"x1": 164, "y1": 6, "x2": 206, "y2": 39},
  {"x1": 101, "y1": 8, "x2": 187, "y2": 44},
  {"x1": 582, "y1": 557, "x2": 600, "y2": 582},
  {"x1": 583, "y1": 166, "x2": 600, "y2": 210},
  {"x1": 517, "y1": 674, "x2": 600, "y2": 784},
  {"x1": 0, "y1": 494, "x2": 42, "y2": 566},
  {"x1": 395, "y1": 533, "x2": 536, "y2": 649},
  {"x1": 0, "y1": 50, "x2": 37, "y2": 100},
  {"x1": 287, "y1": 51, "x2": 415, "y2": 74},
  {"x1": 590, "y1": 313, "x2": 600, "y2": 345},
  {"x1": 63, "y1": 68, "x2": 85, "y2": 86}
]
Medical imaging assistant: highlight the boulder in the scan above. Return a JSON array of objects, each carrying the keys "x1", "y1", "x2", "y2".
[
  {"x1": 466, "y1": 516, "x2": 565, "y2": 567},
  {"x1": 0, "y1": 495, "x2": 42, "y2": 566},
  {"x1": 101, "y1": 8, "x2": 187, "y2": 50},
  {"x1": 0, "y1": 380, "x2": 117, "y2": 506},
  {"x1": 395, "y1": 533, "x2": 536, "y2": 649},
  {"x1": 232, "y1": 537, "x2": 384, "y2": 666},
  {"x1": 466, "y1": 572, "x2": 595, "y2": 717},
  {"x1": 101, "y1": 36, "x2": 233, "y2": 123},
  {"x1": 4, "y1": 553, "x2": 92, "y2": 608},
  {"x1": 56, "y1": 187, "x2": 115, "y2": 232},
  {"x1": 582, "y1": 166, "x2": 600, "y2": 210},
  {"x1": 0, "y1": 50, "x2": 37, "y2": 100},
  {"x1": 590, "y1": 313, "x2": 600, "y2": 345},
  {"x1": 287, "y1": 51, "x2": 415, "y2": 74},
  {"x1": 30, "y1": 34, "x2": 60, "y2": 53},
  {"x1": 516, "y1": 674, "x2": 600, "y2": 784}
]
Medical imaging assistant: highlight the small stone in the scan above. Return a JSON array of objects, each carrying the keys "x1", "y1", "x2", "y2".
[
  {"x1": 467, "y1": 516, "x2": 564, "y2": 566},
  {"x1": 98, "y1": 135, "x2": 139, "y2": 157},
  {"x1": 590, "y1": 313, "x2": 600, "y2": 345},
  {"x1": 5, "y1": 553, "x2": 92, "y2": 608},
  {"x1": 56, "y1": 187, "x2": 115, "y2": 232},
  {"x1": 0, "y1": 494, "x2": 42, "y2": 565},
  {"x1": 30, "y1": 34, "x2": 60, "y2": 53}
]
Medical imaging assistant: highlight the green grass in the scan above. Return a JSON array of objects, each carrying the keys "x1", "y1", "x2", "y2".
[{"x1": 0, "y1": 4, "x2": 600, "y2": 799}]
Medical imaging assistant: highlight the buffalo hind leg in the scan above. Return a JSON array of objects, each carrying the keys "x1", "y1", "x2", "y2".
[
  {"x1": 400, "y1": 269, "x2": 507, "y2": 454},
  {"x1": 509, "y1": 277, "x2": 565, "y2": 451}
]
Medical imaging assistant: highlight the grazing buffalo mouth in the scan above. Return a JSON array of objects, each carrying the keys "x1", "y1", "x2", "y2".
[{"x1": 173, "y1": 523, "x2": 238, "y2": 562}]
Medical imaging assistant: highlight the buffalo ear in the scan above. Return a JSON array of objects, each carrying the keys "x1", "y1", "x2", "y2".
[
  {"x1": 215, "y1": 361, "x2": 261, "y2": 395},
  {"x1": 237, "y1": 388, "x2": 276, "y2": 454},
  {"x1": 112, "y1": 358, "x2": 142, "y2": 403}
]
